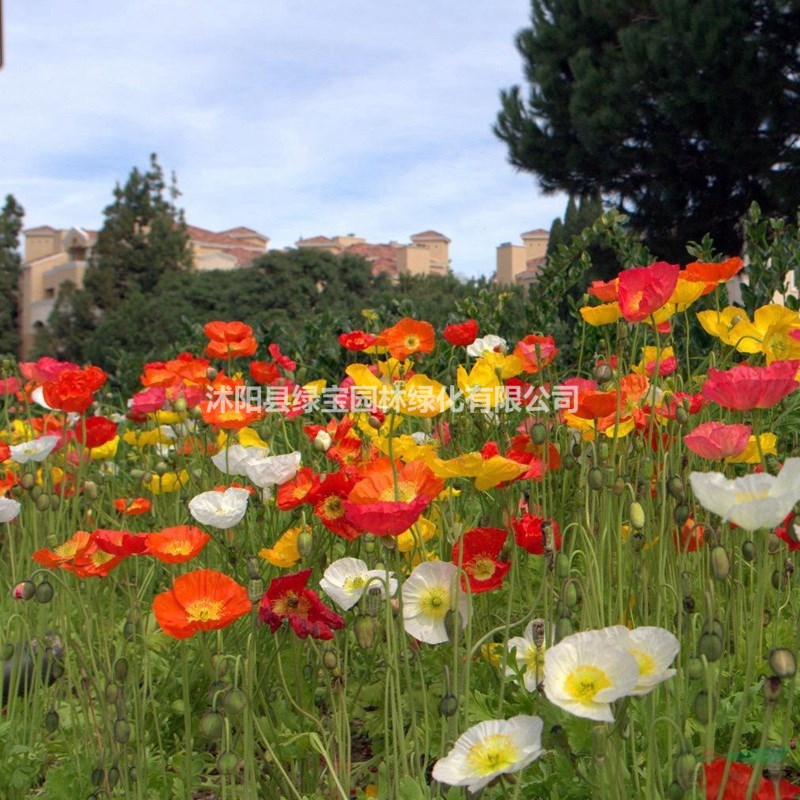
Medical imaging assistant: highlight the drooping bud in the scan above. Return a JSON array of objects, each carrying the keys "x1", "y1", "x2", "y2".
[
  {"x1": 366, "y1": 586, "x2": 382, "y2": 617},
  {"x1": 113, "y1": 657, "x2": 129, "y2": 682},
  {"x1": 562, "y1": 582, "x2": 580, "y2": 608},
  {"x1": 686, "y1": 658, "x2": 704, "y2": 681},
  {"x1": 694, "y1": 690, "x2": 715, "y2": 725},
  {"x1": 35, "y1": 581, "x2": 54, "y2": 604},
  {"x1": 555, "y1": 553, "x2": 570, "y2": 580},
  {"x1": 767, "y1": 533, "x2": 782, "y2": 555},
  {"x1": 12, "y1": 581, "x2": 36, "y2": 600},
  {"x1": 82, "y1": 480, "x2": 98, "y2": 500},
  {"x1": 206, "y1": 367, "x2": 218, "y2": 381},
  {"x1": 763, "y1": 675, "x2": 782, "y2": 705},
  {"x1": 34, "y1": 494, "x2": 50, "y2": 512},
  {"x1": 530, "y1": 422, "x2": 547, "y2": 445},
  {"x1": 19, "y1": 473, "x2": 35, "y2": 490},
  {"x1": 674, "y1": 405, "x2": 689, "y2": 426},
  {"x1": 697, "y1": 633, "x2": 723, "y2": 662},
  {"x1": 113, "y1": 718, "x2": 131, "y2": 744},
  {"x1": 710, "y1": 547, "x2": 730, "y2": 580},
  {"x1": 199, "y1": 710, "x2": 225, "y2": 739},
  {"x1": 223, "y1": 688, "x2": 247, "y2": 716},
  {"x1": 769, "y1": 648, "x2": 797, "y2": 678},
  {"x1": 673, "y1": 504, "x2": 690, "y2": 527},
  {"x1": 247, "y1": 578, "x2": 264, "y2": 604},
  {"x1": 296, "y1": 530, "x2": 314, "y2": 558},
  {"x1": 629, "y1": 502, "x2": 646, "y2": 531},
  {"x1": 44, "y1": 709, "x2": 60, "y2": 733},
  {"x1": 217, "y1": 751, "x2": 239, "y2": 776},
  {"x1": 594, "y1": 363, "x2": 613, "y2": 383},
  {"x1": 246, "y1": 556, "x2": 261, "y2": 579},
  {"x1": 322, "y1": 649, "x2": 338, "y2": 670},
  {"x1": 587, "y1": 467, "x2": 603, "y2": 491},
  {"x1": 667, "y1": 475, "x2": 686, "y2": 501},
  {"x1": 554, "y1": 617, "x2": 574, "y2": 643},
  {"x1": 438, "y1": 693, "x2": 459, "y2": 718},
  {"x1": 612, "y1": 477, "x2": 625, "y2": 496},
  {"x1": 674, "y1": 752, "x2": 698, "y2": 791},
  {"x1": 104, "y1": 682, "x2": 120, "y2": 704},
  {"x1": 354, "y1": 614, "x2": 377, "y2": 650}
]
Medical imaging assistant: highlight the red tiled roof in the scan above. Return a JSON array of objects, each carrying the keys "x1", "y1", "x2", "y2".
[
  {"x1": 220, "y1": 226, "x2": 264, "y2": 238},
  {"x1": 520, "y1": 228, "x2": 549, "y2": 238},
  {"x1": 186, "y1": 225, "x2": 264, "y2": 251},
  {"x1": 345, "y1": 243, "x2": 399, "y2": 278},
  {"x1": 296, "y1": 236, "x2": 335, "y2": 246},
  {"x1": 410, "y1": 230, "x2": 450, "y2": 242}
]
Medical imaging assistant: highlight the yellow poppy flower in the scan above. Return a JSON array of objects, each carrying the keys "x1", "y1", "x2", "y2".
[
  {"x1": 90, "y1": 436, "x2": 119, "y2": 461},
  {"x1": 237, "y1": 427, "x2": 270, "y2": 450},
  {"x1": 396, "y1": 516, "x2": 437, "y2": 553},
  {"x1": 580, "y1": 302, "x2": 622, "y2": 326},
  {"x1": 259, "y1": 525, "x2": 306, "y2": 567},
  {"x1": 456, "y1": 361, "x2": 503, "y2": 409},
  {"x1": 726, "y1": 433, "x2": 778, "y2": 464},
  {"x1": 123, "y1": 428, "x2": 173, "y2": 447},
  {"x1": 480, "y1": 350, "x2": 524, "y2": 380},
  {"x1": 728, "y1": 304, "x2": 800, "y2": 362},
  {"x1": 145, "y1": 469, "x2": 190, "y2": 494},
  {"x1": 696, "y1": 307, "x2": 750, "y2": 345},
  {"x1": 345, "y1": 364, "x2": 450, "y2": 418}
]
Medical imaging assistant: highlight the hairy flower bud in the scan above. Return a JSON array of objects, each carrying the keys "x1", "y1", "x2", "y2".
[
  {"x1": 674, "y1": 752, "x2": 698, "y2": 791},
  {"x1": 710, "y1": 547, "x2": 730, "y2": 580},
  {"x1": 35, "y1": 581, "x2": 54, "y2": 604},
  {"x1": 698, "y1": 632, "x2": 723, "y2": 662},
  {"x1": 742, "y1": 541, "x2": 756, "y2": 561},
  {"x1": 587, "y1": 467, "x2": 603, "y2": 491},
  {"x1": 354, "y1": 614, "x2": 377, "y2": 650},
  {"x1": 530, "y1": 422, "x2": 547, "y2": 445},
  {"x1": 438, "y1": 693, "x2": 459, "y2": 718},
  {"x1": 12, "y1": 581, "x2": 36, "y2": 601},
  {"x1": 769, "y1": 648, "x2": 797, "y2": 678},
  {"x1": 200, "y1": 710, "x2": 224, "y2": 740},
  {"x1": 629, "y1": 501, "x2": 646, "y2": 531},
  {"x1": 113, "y1": 718, "x2": 131, "y2": 744}
]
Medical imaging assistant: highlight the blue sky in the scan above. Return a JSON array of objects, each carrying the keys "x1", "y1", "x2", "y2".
[{"x1": 2, "y1": 0, "x2": 567, "y2": 278}]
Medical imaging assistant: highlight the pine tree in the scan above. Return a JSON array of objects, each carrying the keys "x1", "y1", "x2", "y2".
[
  {"x1": 496, "y1": 0, "x2": 800, "y2": 260},
  {"x1": 83, "y1": 153, "x2": 193, "y2": 310},
  {"x1": 0, "y1": 195, "x2": 24, "y2": 356}
]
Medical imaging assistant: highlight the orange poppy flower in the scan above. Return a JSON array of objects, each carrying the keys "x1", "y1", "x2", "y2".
[
  {"x1": 33, "y1": 531, "x2": 93, "y2": 569},
  {"x1": 200, "y1": 400, "x2": 265, "y2": 429},
  {"x1": 67, "y1": 541, "x2": 124, "y2": 578},
  {"x1": 145, "y1": 525, "x2": 211, "y2": 564},
  {"x1": 513, "y1": 334, "x2": 557, "y2": 374},
  {"x1": 204, "y1": 320, "x2": 254, "y2": 343},
  {"x1": 93, "y1": 528, "x2": 149, "y2": 557},
  {"x1": 381, "y1": 318, "x2": 435, "y2": 359},
  {"x1": 682, "y1": 256, "x2": 743, "y2": 294},
  {"x1": 152, "y1": 569, "x2": 252, "y2": 639},
  {"x1": 42, "y1": 366, "x2": 107, "y2": 414},
  {"x1": 205, "y1": 337, "x2": 258, "y2": 359},
  {"x1": 114, "y1": 497, "x2": 152, "y2": 516}
]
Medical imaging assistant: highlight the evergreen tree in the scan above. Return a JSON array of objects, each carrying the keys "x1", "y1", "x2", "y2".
[
  {"x1": 0, "y1": 195, "x2": 24, "y2": 356},
  {"x1": 496, "y1": 0, "x2": 800, "y2": 260},
  {"x1": 83, "y1": 153, "x2": 192, "y2": 310}
]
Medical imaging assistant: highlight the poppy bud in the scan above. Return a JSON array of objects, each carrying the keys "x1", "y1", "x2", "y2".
[
  {"x1": 591, "y1": 725, "x2": 606, "y2": 762},
  {"x1": 698, "y1": 633, "x2": 723, "y2": 662},
  {"x1": 246, "y1": 556, "x2": 261, "y2": 580},
  {"x1": 629, "y1": 502, "x2": 645, "y2": 531},
  {"x1": 48, "y1": 494, "x2": 60, "y2": 511},
  {"x1": 217, "y1": 751, "x2": 239, "y2": 775},
  {"x1": 128, "y1": 766, "x2": 138, "y2": 783},
  {"x1": 767, "y1": 534, "x2": 782, "y2": 555},
  {"x1": 741, "y1": 540, "x2": 755, "y2": 561},
  {"x1": 313, "y1": 431, "x2": 333, "y2": 452},
  {"x1": 673, "y1": 504, "x2": 690, "y2": 526},
  {"x1": 694, "y1": 690, "x2": 715, "y2": 724},
  {"x1": 113, "y1": 718, "x2": 131, "y2": 744},
  {"x1": 29, "y1": 484, "x2": 42, "y2": 500},
  {"x1": 354, "y1": 615, "x2": 377, "y2": 650},
  {"x1": 322, "y1": 649, "x2": 338, "y2": 670},
  {"x1": 444, "y1": 609, "x2": 462, "y2": 644},
  {"x1": 296, "y1": 530, "x2": 313, "y2": 558},
  {"x1": 206, "y1": 367, "x2": 218, "y2": 381},
  {"x1": 19, "y1": 473, "x2": 35, "y2": 490},
  {"x1": 710, "y1": 547, "x2": 730, "y2": 580},
  {"x1": 594, "y1": 363, "x2": 612, "y2": 383},
  {"x1": 247, "y1": 578, "x2": 264, "y2": 604},
  {"x1": 612, "y1": 477, "x2": 625, "y2": 496},
  {"x1": 571, "y1": 442, "x2": 582, "y2": 458},
  {"x1": 562, "y1": 455, "x2": 576, "y2": 470},
  {"x1": 35, "y1": 581, "x2": 54, "y2": 604},
  {"x1": 141, "y1": 472, "x2": 153, "y2": 485},
  {"x1": 12, "y1": 581, "x2": 36, "y2": 600},
  {"x1": 368, "y1": 415, "x2": 383, "y2": 430},
  {"x1": 44, "y1": 709, "x2": 59, "y2": 733},
  {"x1": 772, "y1": 570, "x2": 785, "y2": 590},
  {"x1": 666, "y1": 782, "x2": 685, "y2": 800},
  {"x1": 555, "y1": 553, "x2": 570, "y2": 580},
  {"x1": 34, "y1": 494, "x2": 50, "y2": 512},
  {"x1": 200, "y1": 710, "x2": 224, "y2": 739},
  {"x1": 123, "y1": 620, "x2": 137, "y2": 640},
  {"x1": 211, "y1": 655, "x2": 228, "y2": 679},
  {"x1": 597, "y1": 442, "x2": 610, "y2": 462},
  {"x1": 587, "y1": 467, "x2": 603, "y2": 491},
  {"x1": 603, "y1": 467, "x2": 615, "y2": 488},
  {"x1": 107, "y1": 766, "x2": 120, "y2": 789},
  {"x1": 223, "y1": 688, "x2": 247, "y2": 716},
  {"x1": 438, "y1": 693, "x2": 458, "y2": 718},
  {"x1": 113, "y1": 658, "x2": 129, "y2": 682},
  {"x1": 531, "y1": 422, "x2": 547, "y2": 445},
  {"x1": 91, "y1": 768, "x2": 105, "y2": 787},
  {"x1": 366, "y1": 586, "x2": 382, "y2": 617},
  {"x1": 554, "y1": 617, "x2": 574, "y2": 642},
  {"x1": 686, "y1": 657, "x2": 703, "y2": 681},
  {"x1": 763, "y1": 675, "x2": 782, "y2": 704},
  {"x1": 104, "y1": 682, "x2": 120, "y2": 704},
  {"x1": 83, "y1": 480, "x2": 98, "y2": 500},
  {"x1": 154, "y1": 461, "x2": 168, "y2": 476},
  {"x1": 674, "y1": 752, "x2": 698, "y2": 791},
  {"x1": 562, "y1": 583, "x2": 580, "y2": 608},
  {"x1": 769, "y1": 648, "x2": 797, "y2": 678},
  {"x1": 674, "y1": 405, "x2": 689, "y2": 425},
  {"x1": 667, "y1": 476, "x2": 685, "y2": 501}
]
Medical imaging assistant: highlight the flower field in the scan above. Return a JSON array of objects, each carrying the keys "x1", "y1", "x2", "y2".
[{"x1": 3, "y1": 254, "x2": 800, "y2": 799}]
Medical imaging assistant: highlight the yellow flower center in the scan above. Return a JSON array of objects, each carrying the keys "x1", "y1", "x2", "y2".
[
  {"x1": 564, "y1": 665, "x2": 612, "y2": 703},
  {"x1": 163, "y1": 540, "x2": 192, "y2": 556},
  {"x1": 466, "y1": 733, "x2": 518, "y2": 776},
  {"x1": 470, "y1": 557, "x2": 496, "y2": 581},
  {"x1": 525, "y1": 645, "x2": 545, "y2": 674},
  {"x1": 404, "y1": 335, "x2": 420, "y2": 351},
  {"x1": 379, "y1": 481, "x2": 417, "y2": 503},
  {"x1": 321, "y1": 496, "x2": 344, "y2": 520},
  {"x1": 55, "y1": 540, "x2": 82, "y2": 558},
  {"x1": 343, "y1": 575, "x2": 366, "y2": 592},
  {"x1": 630, "y1": 648, "x2": 655, "y2": 676},
  {"x1": 418, "y1": 586, "x2": 449, "y2": 618},
  {"x1": 185, "y1": 599, "x2": 224, "y2": 623}
]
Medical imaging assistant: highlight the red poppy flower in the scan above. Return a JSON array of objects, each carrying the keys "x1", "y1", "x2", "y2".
[
  {"x1": 684, "y1": 421, "x2": 751, "y2": 460},
  {"x1": 339, "y1": 330, "x2": 378, "y2": 351},
  {"x1": 42, "y1": 366, "x2": 107, "y2": 414},
  {"x1": 452, "y1": 527, "x2": 510, "y2": 593},
  {"x1": 153, "y1": 569, "x2": 252, "y2": 639},
  {"x1": 250, "y1": 360, "x2": 281, "y2": 385},
  {"x1": 513, "y1": 334, "x2": 557, "y2": 374},
  {"x1": 268, "y1": 343, "x2": 297, "y2": 372},
  {"x1": 674, "y1": 518, "x2": 704, "y2": 553},
  {"x1": 443, "y1": 320, "x2": 479, "y2": 347},
  {"x1": 381, "y1": 319, "x2": 435, "y2": 360},
  {"x1": 67, "y1": 540, "x2": 124, "y2": 578},
  {"x1": 512, "y1": 514, "x2": 561, "y2": 555},
  {"x1": 0, "y1": 442, "x2": 9, "y2": 462},
  {"x1": 276, "y1": 467, "x2": 321, "y2": 511},
  {"x1": 130, "y1": 387, "x2": 167, "y2": 415},
  {"x1": 0, "y1": 377, "x2": 20, "y2": 396},
  {"x1": 344, "y1": 458, "x2": 443, "y2": 536},
  {"x1": 313, "y1": 471, "x2": 362, "y2": 540},
  {"x1": 702, "y1": 361, "x2": 800, "y2": 410},
  {"x1": 114, "y1": 497, "x2": 152, "y2": 516},
  {"x1": 702, "y1": 756, "x2": 800, "y2": 799},
  {"x1": 33, "y1": 531, "x2": 93, "y2": 569},
  {"x1": 258, "y1": 568, "x2": 344, "y2": 640},
  {"x1": 19, "y1": 357, "x2": 79, "y2": 383},
  {"x1": 327, "y1": 437, "x2": 364, "y2": 468},
  {"x1": 775, "y1": 513, "x2": 800, "y2": 552},
  {"x1": 617, "y1": 261, "x2": 680, "y2": 322},
  {"x1": 76, "y1": 416, "x2": 118, "y2": 449},
  {"x1": 588, "y1": 278, "x2": 619, "y2": 302},
  {"x1": 506, "y1": 435, "x2": 561, "y2": 481},
  {"x1": 146, "y1": 525, "x2": 211, "y2": 563},
  {"x1": 93, "y1": 528, "x2": 149, "y2": 557}
]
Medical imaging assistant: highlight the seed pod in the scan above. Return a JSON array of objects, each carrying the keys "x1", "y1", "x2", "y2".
[
  {"x1": 769, "y1": 648, "x2": 797, "y2": 678},
  {"x1": 322, "y1": 650, "x2": 338, "y2": 670},
  {"x1": 587, "y1": 467, "x2": 603, "y2": 491},
  {"x1": 694, "y1": 690, "x2": 715, "y2": 725},
  {"x1": 530, "y1": 422, "x2": 547, "y2": 445},
  {"x1": 763, "y1": 675, "x2": 782, "y2": 704},
  {"x1": 629, "y1": 502, "x2": 646, "y2": 531},
  {"x1": 223, "y1": 688, "x2": 247, "y2": 716},
  {"x1": 667, "y1": 475, "x2": 686, "y2": 501},
  {"x1": 113, "y1": 658, "x2": 129, "y2": 682},
  {"x1": 104, "y1": 682, "x2": 120, "y2": 704},
  {"x1": 13, "y1": 581, "x2": 36, "y2": 601},
  {"x1": 113, "y1": 718, "x2": 131, "y2": 744},
  {"x1": 673, "y1": 504, "x2": 690, "y2": 527},
  {"x1": 674, "y1": 752, "x2": 698, "y2": 791},
  {"x1": 199, "y1": 710, "x2": 225, "y2": 740},
  {"x1": 710, "y1": 547, "x2": 730, "y2": 580},
  {"x1": 354, "y1": 615, "x2": 377, "y2": 650},
  {"x1": 296, "y1": 530, "x2": 313, "y2": 558},
  {"x1": 35, "y1": 581, "x2": 54, "y2": 604},
  {"x1": 554, "y1": 617, "x2": 574, "y2": 643},
  {"x1": 555, "y1": 553, "x2": 570, "y2": 580},
  {"x1": 366, "y1": 586, "x2": 382, "y2": 617},
  {"x1": 438, "y1": 693, "x2": 459, "y2": 718},
  {"x1": 698, "y1": 632, "x2": 723, "y2": 662},
  {"x1": 44, "y1": 709, "x2": 59, "y2": 733},
  {"x1": 686, "y1": 657, "x2": 704, "y2": 681},
  {"x1": 217, "y1": 751, "x2": 239, "y2": 775}
]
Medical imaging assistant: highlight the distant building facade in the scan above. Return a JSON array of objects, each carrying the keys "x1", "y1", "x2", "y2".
[
  {"x1": 294, "y1": 230, "x2": 451, "y2": 279},
  {"x1": 494, "y1": 229, "x2": 549, "y2": 290},
  {"x1": 18, "y1": 224, "x2": 270, "y2": 357}
]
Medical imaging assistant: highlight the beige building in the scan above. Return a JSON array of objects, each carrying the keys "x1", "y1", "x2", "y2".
[
  {"x1": 495, "y1": 229, "x2": 549, "y2": 290},
  {"x1": 18, "y1": 224, "x2": 269, "y2": 357},
  {"x1": 295, "y1": 230, "x2": 451, "y2": 279}
]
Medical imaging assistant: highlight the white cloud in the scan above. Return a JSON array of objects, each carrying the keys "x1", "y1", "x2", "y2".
[{"x1": 1, "y1": 0, "x2": 567, "y2": 277}]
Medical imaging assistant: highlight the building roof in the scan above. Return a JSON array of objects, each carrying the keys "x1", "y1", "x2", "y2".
[
  {"x1": 24, "y1": 225, "x2": 58, "y2": 235},
  {"x1": 186, "y1": 224, "x2": 266, "y2": 251},
  {"x1": 295, "y1": 235, "x2": 336, "y2": 246},
  {"x1": 410, "y1": 230, "x2": 451, "y2": 243},
  {"x1": 520, "y1": 228, "x2": 549, "y2": 238},
  {"x1": 345, "y1": 243, "x2": 399, "y2": 278},
  {"x1": 515, "y1": 256, "x2": 547, "y2": 281}
]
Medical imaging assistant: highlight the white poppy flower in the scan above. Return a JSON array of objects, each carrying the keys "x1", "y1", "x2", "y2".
[
  {"x1": 211, "y1": 445, "x2": 264, "y2": 476},
  {"x1": 507, "y1": 621, "x2": 547, "y2": 693},
  {"x1": 0, "y1": 497, "x2": 21, "y2": 523},
  {"x1": 188, "y1": 487, "x2": 250, "y2": 529},
  {"x1": 689, "y1": 457, "x2": 800, "y2": 530},
  {"x1": 466, "y1": 335, "x2": 507, "y2": 359},
  {"x1": 319, "y1": 557, "x2": 398, "y2": 611},
  {"x1": 543, "y1": 631, "x2": 639, "y2": 722},
  {"x1": 432, "y1": 715, "x2": 545, "y2": 793},
  {"x1": 401, "y1": 561, "x2": 468, "y2": 645},
  {"x1": 9, "y1": 435, "x2": 61, "y2": 464},
  {"x1": 245, "y1": 451, "x2": 301, "y2": 489}
]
